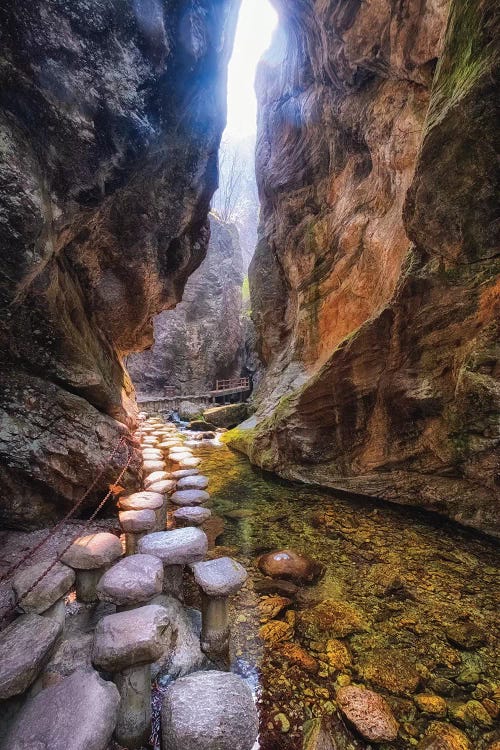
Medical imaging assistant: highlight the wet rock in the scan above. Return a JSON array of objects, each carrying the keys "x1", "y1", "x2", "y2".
[
  {"x1": 162, "y1": 670, "x2": 258, "y2": 750},
  {"x1": 4, "y1": 669, "x2": 120, "y2": 750},
  {"x1": 176, "y1": 475, "x2": 209, "y2": 491},
  {"x1": 189, "y1": 420, "x2": 216, "y2": 432},
  {"x1": 177, "y1": 402, "x2": 203, "y2": 421},
  {"x1": 12, "y1": 561, "x2": 74, "y2": 614},
  {"x1": 171, "y1": 489, "x2": 210, "y2": 506},
  {"x1": 367, "y1": 564, "x2": 404, "y2": 596},
  {"x1": 96, "y1": 554, "x2": 164, "y2": 607},
  {"x1": 325, "y1": 639, "x2": 351, "y2": 671},
  {"x1": 259, "y1": 620, "x2": 294, "y2": 645},
  {"x1": 0, "y1": 613, "x2": 61, "y2": 699},
  {"x1": 302, "y1": 715, "x2": 367, "y2": 750},
  {"x1": 456, "y1": 652, "x2": 483, "y2": 685},
  {"x1": 445, "y1": 621, "x2": 486, "y2": 650},
  {"x1": 204, "y1": 403, "x2": 248, "y2": 428},
  {"x1": 449, "y1": 699, "x2": 494, "y2": 728},
  {"x1": 414, "y1": 694, "x2": 448, "y2": 717},
  {"x1": 418, "y1": 721, "x2": 471, "y2": 749},
  {"x1": 429, "y1": 677, "x2": 460, "y2": 697},
  {"x1": 278, "y1": 642, "x2": 319, "y2": 674},
  {"x1": 336, "y1": 685, "x2": 399, "y2": 742},
  {"x1": 295, "y1": 599, "x2": 367, "y2": 640},
  {"x1": 259, "y1": 595, "x2": 292, "y2": 621},
  {"x1": 225, "y1": 508, "x2": 256, "y2": 519},
  {"x1": 258, "y1": 549, "x2": 324, "y2": 583},
  {"x1": 358, "y1": 648, "x2": 421, "y2": 695},
  {"x1": 254, "y1": 578, "x2": 299, "y2": 597}
]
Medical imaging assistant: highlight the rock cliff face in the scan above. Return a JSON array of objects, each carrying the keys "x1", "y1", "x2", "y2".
[
  {"x1": 0, "y1": 0, "x2": 239, "y2": 528},
  {"x1": 237, "y1": 0, "x2": 499, "y2": 535},
  {"x1": 128, "y1": 215, "x2": 245, "y2": 397}
]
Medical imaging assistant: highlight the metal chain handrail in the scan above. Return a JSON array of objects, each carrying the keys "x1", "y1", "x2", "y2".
[
  {"x1": 0, "y1": 438, "x2": 136, "y2": 624},
  {"x1": 0, "y1": 433, "x2": 137, "y2": 583}
]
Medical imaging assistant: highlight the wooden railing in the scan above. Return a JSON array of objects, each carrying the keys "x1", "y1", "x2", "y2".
[{"x1": 212, "y1": 377, "x2": 250, "y2": 392}]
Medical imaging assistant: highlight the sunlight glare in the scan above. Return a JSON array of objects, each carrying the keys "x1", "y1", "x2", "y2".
[{"x1": 225, "y1": 0, "x2": 278, "y2": 138}]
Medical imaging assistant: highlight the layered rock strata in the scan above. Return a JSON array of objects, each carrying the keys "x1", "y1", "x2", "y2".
[
  {"x1": 128, "y1": 215, "x2": 244, "y2": 397},
  {"x1": 237, "y1": 0, "x2": 499, "y2": 535},
  {"x1": 0, "y1": 0, "x2": 239, "y2": 527}
]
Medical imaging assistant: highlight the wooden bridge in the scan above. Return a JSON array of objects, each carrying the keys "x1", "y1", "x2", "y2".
[{"x1": 137, "y1": 377, "x2": 251, "y2": 413}]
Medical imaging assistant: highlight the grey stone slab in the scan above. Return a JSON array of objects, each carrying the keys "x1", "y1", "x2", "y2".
[
  {"x1": 118, "y1": 508, "x2": 156, "y2": 533},
  {"x1": 138, "y1": 528, "x2": 208, "y2": 565},
  {"x1": 61, "y1": 532, "x2": 122, "y2": 570},
  {"x1": 118, "y1": 491, "x2": 164, "y2": 511},
  {"x1": 0, "y1": 613, "x2": 61, "y2": 699},
  {"x1": 96, "y1": 555, "x2": 164, "y2": 606},
  {"x1": 191, "y1": 556, "x2": 247, "y2": 596},
  {"x1": 13, "y1": 561, "x2": 74, "y2": 613},
  {"x1": 176, "y1": 475, "x2": 209, "y2": 491},
  {"x1": 173, "y1": 506, "x2": 212, "y2": 526},
  {"x1": 171, "y1": 489, "x2": 210, "y2": 506},
  {"x1": 4, "y1": 669, "x2": 120, "y2": 750}
]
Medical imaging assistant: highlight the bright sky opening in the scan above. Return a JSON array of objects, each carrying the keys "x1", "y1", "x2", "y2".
[{"x1": 225, "y1": 0, "x2": 278, "y2": 139}]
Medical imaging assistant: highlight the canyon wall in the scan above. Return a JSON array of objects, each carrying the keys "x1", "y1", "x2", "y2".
[
  {"x1": 128, "y1": 215, "x2": 245, "y2": 397},
  {"x1": 0, "y1": 0, "x2": 239, "y2": 528},
  {"x1": 235, "y1": 0, "x2": 500, "y2": 536}
]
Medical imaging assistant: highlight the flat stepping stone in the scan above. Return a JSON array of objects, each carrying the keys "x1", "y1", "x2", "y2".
[
  {"x1": 118, "y1": 492, "x2": 164, "y2": 512},
  {"x1": 162, "y1": 671, "x2": 258, "y2": 750},
  {"x1": 61, "y1": 532, "x2": 122, "y2": 570},
  {"x1": 172, "y1": 469, "x2": 200, "y2": 479},
  {"x1": 97, "y1": 555, "x2": 164, "y2": 606},
  {"x1": 12, "y1": 561, "x2": 75, "y2": 614},
  {"x1": 144, "y1": 470, "x2": 172, "y2": 487},
  {"x1": 147, "y1": 479, "x2": 177, "y2": 495},
  {"x1": 176, "y1": 475, "x2": 209, "y2": 491},
  {"x1": 142, "y1": 449, "x2": 163, "y2": 459},
  {"x1": 143, "y1": 460, "x2": 166, "y2": 473},
  {"x1": 171, "y1": 489, "x2": 210, "y2": 506},
  {"x1": 138, "y1": 528, "x2": 208, "y2": 565},
  {"x1": 92, "y1": 604, "x2": 170, "y2": 672},
  {"x1": 119, "y1": 508, "x2": 156, "y2": 532},
  {"x1": 5, "y1": 669, "x2": 120, "y2": 750},
  {"x1": 177, "y1": 457, "x2": 202, "y2": 469},
  {"x1": 168, "y1": 451, "x2": 193, "y2": 461},
  {"x1": 173, "y1": 506, "x2": 212, "y2": 526},
  {"x1": 0, "y1": 613, "x2": 61, "y2": 699},
  {"x1": 191, "y1": 557, "x2": 247, "y2": 596}
]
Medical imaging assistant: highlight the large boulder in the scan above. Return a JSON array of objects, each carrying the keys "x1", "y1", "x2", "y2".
[
  {"x1": 258, "y1": 549, "x2": 323, "y2": 583},
  {"x1": 161, "y1": 671, "x2": 258, "y2": 750},
  {"x1": 4, "y1": 669, "x2": 120, "y2": 750}
]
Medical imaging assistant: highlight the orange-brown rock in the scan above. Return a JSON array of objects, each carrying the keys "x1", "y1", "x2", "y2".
[
  {"x1": 259, "y1": 620, "x2": 294, "y2": 646},
  {"x1": 278, "y1": 642, "x2": 319, "y2": 675},
  {"x1": 258, "y1": 595, "x2": 292, "y2": 622},
  {"x1": 418, "y1": 721, "x2": 471, "y2": 750},
  {"x1": 336, "y1": 685, "x2": 399, "y2": 743},
  {"x1": 258, "y1": 549, "x2": 324, "y2": 583},
  {"x1": 231, "y1": 0, "x2": 500, "y2": 536}
]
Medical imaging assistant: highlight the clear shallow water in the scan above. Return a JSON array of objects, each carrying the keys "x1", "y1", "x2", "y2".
[{"x1": 186, "y1": 439, "x2": 499, "y2": 750}]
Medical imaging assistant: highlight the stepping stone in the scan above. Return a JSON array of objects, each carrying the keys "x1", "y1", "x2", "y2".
[
  {"x1": 191, "y1": 557, "x2": 247, "y2": 597},
  {"x1": 147, "y1": 479, "x2": 177, "y2": 495},
  {"x1": 4, "y1": 669, "x2": 120, "y2": 750},
  {"x1": 12, "y1": 561, "x2": 75, "y2": 616},
  {"x1": 92, "y1": 605, "x2": 171, "y2": 747},
  {"x1": 143, "y1": 460, "x2": 166, "y2": 473},
  {"x1": 118, "y1": 491, "x2": 164, "y2": 513},
  {"x1": 61, "y1": 532, "x2": 122, "y2": 570},
  {"x1": 144, "y1": 470, "x2": 172, "y2": 487},
  {"x1": 142, "y1": 449, "x2": 163, "y2": 459},
  {"x1": 0, "y1": 613, "x2": 61, "y2": 699},
  {"x1": 173, "y1": 507, "x2": 212, "y2": 526},
  {"x1": 96, "y1": 554, "x2": 164, "y2": 607},
  {"x1": 119, "y1": 508, "x2": 156, "y2": 532},
  {"x1": 138, "y1": 528, "x2": 208, "y2": 566},
  {"x1": 162, "y1": 671, "x2": 258, "y2": 750},
  {"x1": 171, "y1": 489, "x2": 210, "y2": 506},
  {"x1": 176, "y1": 475, "x2": 209, "y2": 491},
  {"x1": 61, "y1": 532, "x2": 122, "y2": 603},
  {"x1": 177, "y1": 457, "x2": 201, "y2": 469},
  {"x1": 168, "y1": 451, "x2": 193, "y2": 462},
  {"x1": 172, "y1": 468, "x2": 200, "y2": 479}
]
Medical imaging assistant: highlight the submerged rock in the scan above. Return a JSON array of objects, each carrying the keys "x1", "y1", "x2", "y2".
[
  {"x1": 418, "y1": 721, "x2": 472, "y2": 749},
  {"x1": 258, "y1": 549, "x2": 324, "y2": 583},
  {"x1": 295, "y1": 599, "x2": 367, "y2": 640},
  {"x1": 162, "y1": 671, "x2": 258, "y2": 750},
  {"x1": 336, "y1": 685, "x2": 399, "y2": 742}
]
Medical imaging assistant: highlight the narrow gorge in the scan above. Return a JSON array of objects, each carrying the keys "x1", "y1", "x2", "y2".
[{"x1": 0, "y1": 1, "x2": 498, "y2": 750}]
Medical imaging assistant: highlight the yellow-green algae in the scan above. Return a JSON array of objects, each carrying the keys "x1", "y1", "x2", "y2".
[{"x1": 188, "y1": 440, "x2": 499, "y2": 750}]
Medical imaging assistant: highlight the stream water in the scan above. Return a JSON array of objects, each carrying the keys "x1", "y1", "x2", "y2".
[{"x1": 183, "y1": 438, "x2": 499, "y2": 749}]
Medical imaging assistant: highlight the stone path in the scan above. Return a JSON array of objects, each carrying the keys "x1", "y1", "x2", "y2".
[{"x1": 0, "y1": 415, "x2": 257, "y2": 750}]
